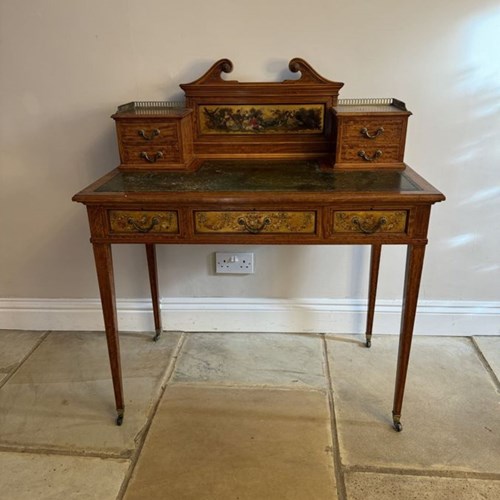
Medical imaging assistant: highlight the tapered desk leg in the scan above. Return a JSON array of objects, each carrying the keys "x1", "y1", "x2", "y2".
[
  {"x1": 146, "y1": 244, "x2": 162, "y2": 341},
  {"x1": 365, "y1": 244, "x2": 382, "y2": 348},
  {"x1": 392, "y1": 244, "x2": 426, "y2": 432},
  {"x1": 92, "y1": 243, "x2": 124, "y2": 426}
]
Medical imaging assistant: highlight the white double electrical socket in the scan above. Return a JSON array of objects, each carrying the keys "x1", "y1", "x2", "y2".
[{"x1": 215, "y1": 252, "x2": 254, "y2": 274}]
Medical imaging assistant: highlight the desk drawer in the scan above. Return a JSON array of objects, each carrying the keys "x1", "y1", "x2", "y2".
[
  {"x1": 332, "y1": 210, "x2": 407, "y2": 234},
  {"x1": 194, "y1": 211, "x2": 316, "y2": 234},
  {"x1": 117, "y1": 121, "x2": 178, "y2": 145},
  {"x1": 109, "y1": 210, "x2": 179, "y2": 234},
  {"x1": 339, "y1": 144, "x2": 400, "y2": 164},
  {"x1": 121, "y1": 145, "x2": 181, "y2": 164},
  {"x1": 341, "y1": 117, "x2": 404, "y2": 142}
]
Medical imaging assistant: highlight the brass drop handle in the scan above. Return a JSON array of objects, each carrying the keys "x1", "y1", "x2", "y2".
[
  {"x1": 358, "y1": 150, "x2": 382, "y2": 162},
  {"x1": 360, "y1": 127, "x2": 384, "y2": 139},
  {"x1": 127, "y1": 216, "x2": 159, "y2": 233},
  {"x1": 138, "y1": 129, "x2": 160, "y2": 140},
  {"x1": 237, "y1": 216, "x2": 271, "y2": 234},
  {"x1": 140, "y1": 151, "x2": 164, "y2": 163},
  {"x1": 351, "y1": 216, "x2": 387, "y2": 234}
]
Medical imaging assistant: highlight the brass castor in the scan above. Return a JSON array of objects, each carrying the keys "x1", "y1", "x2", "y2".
[
  {"x1": 393, "y1": 419, "x2": 403, "y2": 432},
  {"x1": 365, "y1": 339, "x2": 372, "y2": 348},
  {"x1": 392, "y1": 413, "x2": 403, "y2": 432},
  {"x1": 116, "y1": 412, "x2": 124, "y2": 426},
  {"x1": 153, "y1": 328, "x2": 162, "y2": 342}
]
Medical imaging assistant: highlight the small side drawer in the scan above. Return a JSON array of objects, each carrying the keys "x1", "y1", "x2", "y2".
[
  {"x1": 121, "y1": 145, "x2": 181, "y2": 165},
  {"x1": 341, "y1": 117, "x2": 405, "y2": 142},
  {"x1": 339, "y1": 144, "x2": 401, "y2": 164},
  {"x1": 109, "y1": 211, "x2": 179, "y2": 234},
  {"x1": 332, "y1": 211, "x2": 407, "y2": 234},
  {"x1": 117, "y1": 121, "x2": 178, "y2": 145},
  {"x1": 194, "y1": 211, "x2": 316, "y2": 234}
]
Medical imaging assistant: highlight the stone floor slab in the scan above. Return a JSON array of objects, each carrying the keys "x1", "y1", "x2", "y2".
[
  {"x1": 173, "y1": 332, "x2": 326, "y2": 389},
  {"x1": 345, "y1": 471, "x2": 500, "y2": 500},
  {"x1": 0, "y1": 330, "x2": 181, "y2": 455},
  {"x1": 124, "y1": 385, "x2": 337, "y2": 500},
  {"x1": 0, "y1": 330, "x2": 46, "y2": 383},
  {"x1": 0, "y1": 451, "x2": 129, "y2": 500},
  {"x1": 327, "y1": 336, "x2": 500, "y2": 473},
  {"x1": 473, "y1": 336, "x2": 500, "y2": 383}
]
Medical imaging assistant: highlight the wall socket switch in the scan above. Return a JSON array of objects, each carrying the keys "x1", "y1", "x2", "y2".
[{"x1": 215, "y1": 252, "x2": 254, "y2": 274}]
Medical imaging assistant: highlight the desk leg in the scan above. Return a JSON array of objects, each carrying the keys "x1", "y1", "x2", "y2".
[
  {"x1": 146, "y1": 244, "x2": 162, "y2": 341},
  {"x1": 92, "y1": 243, "x2": 125, "y2": 426},
  {"x1": 365, "y1": 244, "x2": 382, "y2": 348},
  {"x1": 392, "y1": 243, "x2": 426, "y2": 432}
]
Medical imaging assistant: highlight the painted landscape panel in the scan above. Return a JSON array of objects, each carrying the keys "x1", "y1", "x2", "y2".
[{"x1": 199, "y1": 104, "x2": 324, "y2": 134}]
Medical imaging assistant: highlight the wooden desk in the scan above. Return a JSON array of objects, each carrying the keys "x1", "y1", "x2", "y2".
[
  {"x1": 73, "y1": 160, "x2": 444, "y2": 430},
  {"x1": 72, "y1": 59, "x2": 444, "y2": 431}
]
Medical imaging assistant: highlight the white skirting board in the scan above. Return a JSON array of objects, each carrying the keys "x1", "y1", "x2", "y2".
[{"x1": 0, "y1": 298, "x2": 499, "y2": 335}]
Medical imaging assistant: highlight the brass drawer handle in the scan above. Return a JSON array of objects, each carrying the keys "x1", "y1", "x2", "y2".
[
  {"x1": 138, "y1": 129, "x2": 160, "y2": 140},
  {"x1": 358, "y1": 150, "x2": 382, "y2": 162},
  {"x1": 351, "y1": 216, "x2": 387, "y2": 234},
  {"x1": 140, "y1": 151, "x2": 164, "y2": 163},
  {"x1": 127, "y1": 216, "x2": 159, "y2": 233},
  {"x1": 360, "y1": 127, "x2": 384, "y2": 139},
  {"x1": 237, "y1": 216, "x2": 271, "y2": 233}
]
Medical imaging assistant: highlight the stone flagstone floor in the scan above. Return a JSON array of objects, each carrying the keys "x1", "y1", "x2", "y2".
[{"x1": 0, "y1": 329, "x2": 499, "y2": 499}]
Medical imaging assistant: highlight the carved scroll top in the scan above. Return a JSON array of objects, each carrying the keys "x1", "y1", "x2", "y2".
[
  {"x1": 187, "y1": 58, "x2": 234, "y2": 85},
  {"x1": 181, "y1": 58, "x2": 343, "y2": 88},
  {"x1": 286, "y1": 58, "x2": 337, "y2": 84}
]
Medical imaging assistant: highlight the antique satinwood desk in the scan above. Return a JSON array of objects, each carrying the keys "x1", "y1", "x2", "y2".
[{"x1": 73, "y1": 59, "x2": 444, "y2": 431}]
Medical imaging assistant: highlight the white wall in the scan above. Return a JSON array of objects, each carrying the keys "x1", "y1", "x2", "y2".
[{"x1": 1, "y1": 1, "x2": 499, "y2": 332}]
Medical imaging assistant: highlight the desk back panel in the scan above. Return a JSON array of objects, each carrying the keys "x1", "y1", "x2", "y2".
[{"x1": 180, "y1": 58, "x2": 344, "y2": 160}]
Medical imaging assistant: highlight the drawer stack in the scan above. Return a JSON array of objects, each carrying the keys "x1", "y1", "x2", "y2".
[
  {"x1": 332, "y1": 98, "x2": 411, "y2": 168},
  {"x1": 113, "y1": 102, "x2": 194, "y2": 170}
]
